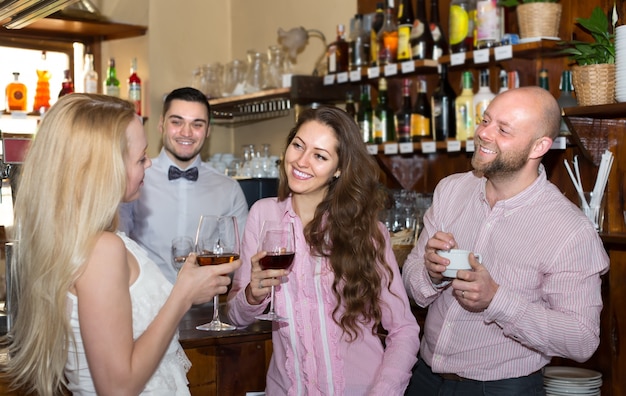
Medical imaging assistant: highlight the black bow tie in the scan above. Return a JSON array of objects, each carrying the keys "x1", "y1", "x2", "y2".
[{"x1": 168, "y1": 166, "x2": 199, "y2": 181}]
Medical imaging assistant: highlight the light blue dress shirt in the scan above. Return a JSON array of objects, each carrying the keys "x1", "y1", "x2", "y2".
[{"x1": 119, "y1": 149, "x2": 249, "y2": 283}]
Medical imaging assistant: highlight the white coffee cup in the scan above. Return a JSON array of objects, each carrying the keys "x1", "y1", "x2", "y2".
[{"x1": 437, "y1": 249, "x2": 482, "y2": 278}]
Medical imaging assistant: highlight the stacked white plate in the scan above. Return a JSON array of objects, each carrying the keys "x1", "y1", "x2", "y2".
[
  {"x1": 616, "y1": 25, "x2": 626, "y2": 102},
  {"x1": 544, "y1": 366, "x2": 602, "y2": 396}
]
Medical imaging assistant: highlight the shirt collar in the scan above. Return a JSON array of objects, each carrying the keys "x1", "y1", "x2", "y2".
[
  {"x1": 479, "y1": 164, "x2": 548, "y2": 215},
  {"x1": 157, "y1": 148, "x2": 202, "y2": 171}
]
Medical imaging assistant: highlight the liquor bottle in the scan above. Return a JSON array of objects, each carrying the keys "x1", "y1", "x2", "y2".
[
  {"x1": 357, "y1": 84, "x2": 374, "y2": 143},
  {"x1": 104, "y1": 58, "x2": 120, "y2": 97},
  {"x1": 455, "y1": 71, "x2": 475, "y2": 141},
  {"x1": 374, "y1": 77, "x2": 395, "y2": 143},
  {"x1": 475, "y1": 0, "x2": 503, "y2": 49},
  {"x1": 5, "y1": 72, "x2": 27, "y2": 112},
  {"x1": 349, "y1": 14, "x2": 369, "y2": 70},
  {"x1": 33, "y1": 51, "x2": 51, "y2": 114},
  {"x1": 396, "y1": 0, "x2": 414, "y2": 61},
  {"x1": 58, "y1": 69, "x2": 74, "y2": 98},
  {"x1": 429, "y1": 0, "x2": 449, "y2": 60},
  {"x1": 328, "y1": 24, "x2": 350, "y2": 74},
  {"x1": 507, "y1": 70, "x2": 519, "y2": 90},
  {"x1": 473, "y1": 69, "x2": 495, "y2": 125},
  {"x1": 396, "y1": 78, "x2": 413, "y2": 143},
  {"x1": 370, "y1": 2, "x2": 386, "y2": 66},
  {"x1": 128, "y1": 58, "x2": 142, "y2": 115},
  {"x1": 538, "y1": 68, "x2": 549, "y2": 91},
  {"x1": 345, "y1": 91, "x2": 357, "y2": 120},
  {"x1": 83, "y1": 52, "x2": 98, "y2": 94},
  {"x1": 410, "y1": 0, "x2": 434, "y2": 60},
  {"x1": 377, "y1": 5, "x2": 398, "y2": 65},
  {"x1": 449, "y1": 0, "x2": 476, "y2": 53},
  {"x1": 431, "y1": 64, "x2": 456, "y2": 140},
  {"x1": 557, "y1": 70, "x2": 578, "y2": 136},
  {"x1": 411, "y1": 77, "x2": 431, "y2": 141},
  {"x1": 497, "y1": 68, "x2": 508, "y2": 94}
]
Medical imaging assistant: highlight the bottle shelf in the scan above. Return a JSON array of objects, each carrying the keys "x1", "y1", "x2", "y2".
[{"x1": 209, "y1": 88, "x2": 291, "y2": 125}]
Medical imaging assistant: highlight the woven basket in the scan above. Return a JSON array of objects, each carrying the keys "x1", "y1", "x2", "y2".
[
  {"x1": 517, "y1": 3, "x2": 562, "y2": 39},
  {"x1": 572, "y1": 63, "x2": 616, "y2": 106}
]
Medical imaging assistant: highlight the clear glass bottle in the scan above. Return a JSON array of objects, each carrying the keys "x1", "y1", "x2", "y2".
[
  {"x1": 349, "y1": 14, "x2": 369, "y2": 70},
  {"x1": 104, "y1": 57, "x2": 120, "y2": 97},
  {"x1": 411, "y1": 77, "x2": 431, "y2": 141},
  {"x1": 449, "y1": 0, "x2": 476, "y2": 53},
  {"x1": 475, "y1": 0, "x2": 503, "y2": 49},
  {"x1": 498, "y1": 68, "x2": 508, "y2": 94},
  {"x1": 431, "y1": 64, "x2": 457, "y2": 140},
  {"x1": 5, "y1": 72, "x2": 27, "y2": 112},
  {"x1": 473, "y1": 69, "x2": 495, "y2": 125},
  {"x1": 455, "y1": 70, "x2": 475, "y2": 141},
  {"x1": 83, "y1": 52, "x2": 98, "y2": 94},
  {"x1": 410, "y1": 0, "x2": 434, "y2": 60},
  {"x1": 377, "y1": 5, "x2": 398, "y2": 65}
]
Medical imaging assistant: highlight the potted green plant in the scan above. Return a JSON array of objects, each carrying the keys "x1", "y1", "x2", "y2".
[
  {"x1": 499, "y1": 0, "x2": 562, "y2": 39},
  {"x1": 561, "y1": 6, "x2": 616, "y2": 106}
]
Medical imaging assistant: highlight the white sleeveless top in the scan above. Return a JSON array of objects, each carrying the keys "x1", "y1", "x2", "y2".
[{"x1": 64, "y1": 232, "x2": 192, "y2": 395}]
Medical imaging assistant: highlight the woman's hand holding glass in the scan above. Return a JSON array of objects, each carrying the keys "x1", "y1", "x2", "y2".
[
  {"x1": 172, "y1": 251, "x2": 240, "y2": 307},
  {"x1": 246, "y1": 250, "x2": 290, "y2": 305}
]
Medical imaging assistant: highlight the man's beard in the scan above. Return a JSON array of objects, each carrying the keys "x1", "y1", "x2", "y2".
[{"x1": 471, "y1": 141, "x2": 532, "y2": 179}]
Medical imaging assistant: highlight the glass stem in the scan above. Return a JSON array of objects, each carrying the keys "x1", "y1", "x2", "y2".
[
  {"x1": 212, "y1": 295, "x2": 221, "y2": 323},
  {"x1": 269, "y1": 285, "x2": 276, "y2": 314}
]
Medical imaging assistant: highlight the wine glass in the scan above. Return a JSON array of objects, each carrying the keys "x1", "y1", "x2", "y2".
[
  {"x1": 194, "y1": 215, "x2": 240, "y2": 331},
  {"x1": 255, "y1": 221, "x2": 295, "y2": 322},
  {"x1": 171, "y1": 236, "x2": 194, "y2": 273}
]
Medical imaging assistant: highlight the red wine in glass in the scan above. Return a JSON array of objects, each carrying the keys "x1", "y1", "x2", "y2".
[{"x1": 259, "y1": 252, "x2": 294, "y2": 270}]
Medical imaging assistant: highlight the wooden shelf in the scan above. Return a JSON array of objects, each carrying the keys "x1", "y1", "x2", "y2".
[{"x1": 0, "y1": 15, "x2": 147, "y2": 42}]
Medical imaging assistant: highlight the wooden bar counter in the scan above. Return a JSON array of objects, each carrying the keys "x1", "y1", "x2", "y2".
[{"x1": 0, "y1": 302, "x2": 273, "y2": 396}]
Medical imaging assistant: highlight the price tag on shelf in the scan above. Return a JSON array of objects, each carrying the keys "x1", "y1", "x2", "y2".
[
  {"x1": 399, "y1": 142, "x2": 414, "y2": 154},
  {"x1": 421, "y1": 141, "x2": 437, "y2": 154},
  {"x1": 366, "y1": 144, "x2": 379, "y2": 155},
  {"x1": 384, "y1": 143, "x2": 399, "y2": 155},
  {"x1": 400, "y1": 61, "x2": 415, "y2": 74},
  {"x1": 323, "y1": 74, "x2": 335, "y2": 85},
  {"x1": 383, "y1": 63, "x2": 398, "y2": 76},
  {"x1": 349, "y1": 70, "x2": 362, "y2": 82},
  {"x1": 473, "y1": 49, "x2": 490, "y2": 64},
  {"x1": 367, "y1": 67, "x2": 380, "y2": 79},
  {"x1": 494, "y1": 45, "x2": 513, "y2": 61},
  {"x1": 551, "y1": 136, "x2": 566, "y2": 150},
  {"x1": 466, "y1": 139, "x2": 475, "y2": 152},
  {"x1": 450, "y1": 52, "x2": 466, "y2": 66},
  {"x1": 336, "y1": 72, "x2": 349, "y2": 84},
  {"x1": 447, "y1": 140, "x2": 462, "y2": 152}
]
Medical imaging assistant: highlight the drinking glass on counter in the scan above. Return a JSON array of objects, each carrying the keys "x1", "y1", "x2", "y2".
[
  {"x1": 255, "y1": 221, "x2": 295, "y2": 322},
  {"x1": 194, "y1": 215, "x2": 240, "y2": 331}
]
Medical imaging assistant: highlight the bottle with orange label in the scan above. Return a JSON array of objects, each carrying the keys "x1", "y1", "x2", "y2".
[{"x1": 5, "y1": 72, "x2": 28, "y2": 112}]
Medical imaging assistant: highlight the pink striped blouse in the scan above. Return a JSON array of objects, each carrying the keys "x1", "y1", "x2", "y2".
[{"x1": 402, "y1": 166, "x2": 609, "y2": 381}]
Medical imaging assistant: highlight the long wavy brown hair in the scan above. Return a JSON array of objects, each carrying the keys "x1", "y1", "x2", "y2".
[{"x1": 278, "y1": 106, "x2": 392, "y2": 341}]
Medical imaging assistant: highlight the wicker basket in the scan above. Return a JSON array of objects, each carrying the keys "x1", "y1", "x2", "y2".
[
  {"x1": 572, "y1": 63, "x2": 616, "y2": 106},
  {"x1": 517, "y1": 3, "x2": 562, "y2": 39}
]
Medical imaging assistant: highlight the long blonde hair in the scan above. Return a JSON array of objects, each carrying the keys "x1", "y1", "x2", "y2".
[{"x1": 0, "y1": 94, "x2": 136, "y2": 395}]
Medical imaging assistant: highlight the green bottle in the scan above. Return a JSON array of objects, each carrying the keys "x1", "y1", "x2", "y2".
[
  {"x1": 104, "y1": 57, "x2": 120, "y2": 97},
  {"x1": 357, "y1": 84, "x2": 374, "y2": 143},
  {"x1": 373, "y1": 77, "x2": 395, "y2": 143}
]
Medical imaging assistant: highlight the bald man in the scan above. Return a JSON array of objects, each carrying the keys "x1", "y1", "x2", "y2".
[{"x1": 402, "y1": 87, "x2": 609, "y2": 396}]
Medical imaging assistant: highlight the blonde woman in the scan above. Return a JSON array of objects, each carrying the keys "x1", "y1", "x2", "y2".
[{"x1": 0, "y1": 94, "x2": 240, "y2": 395}]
